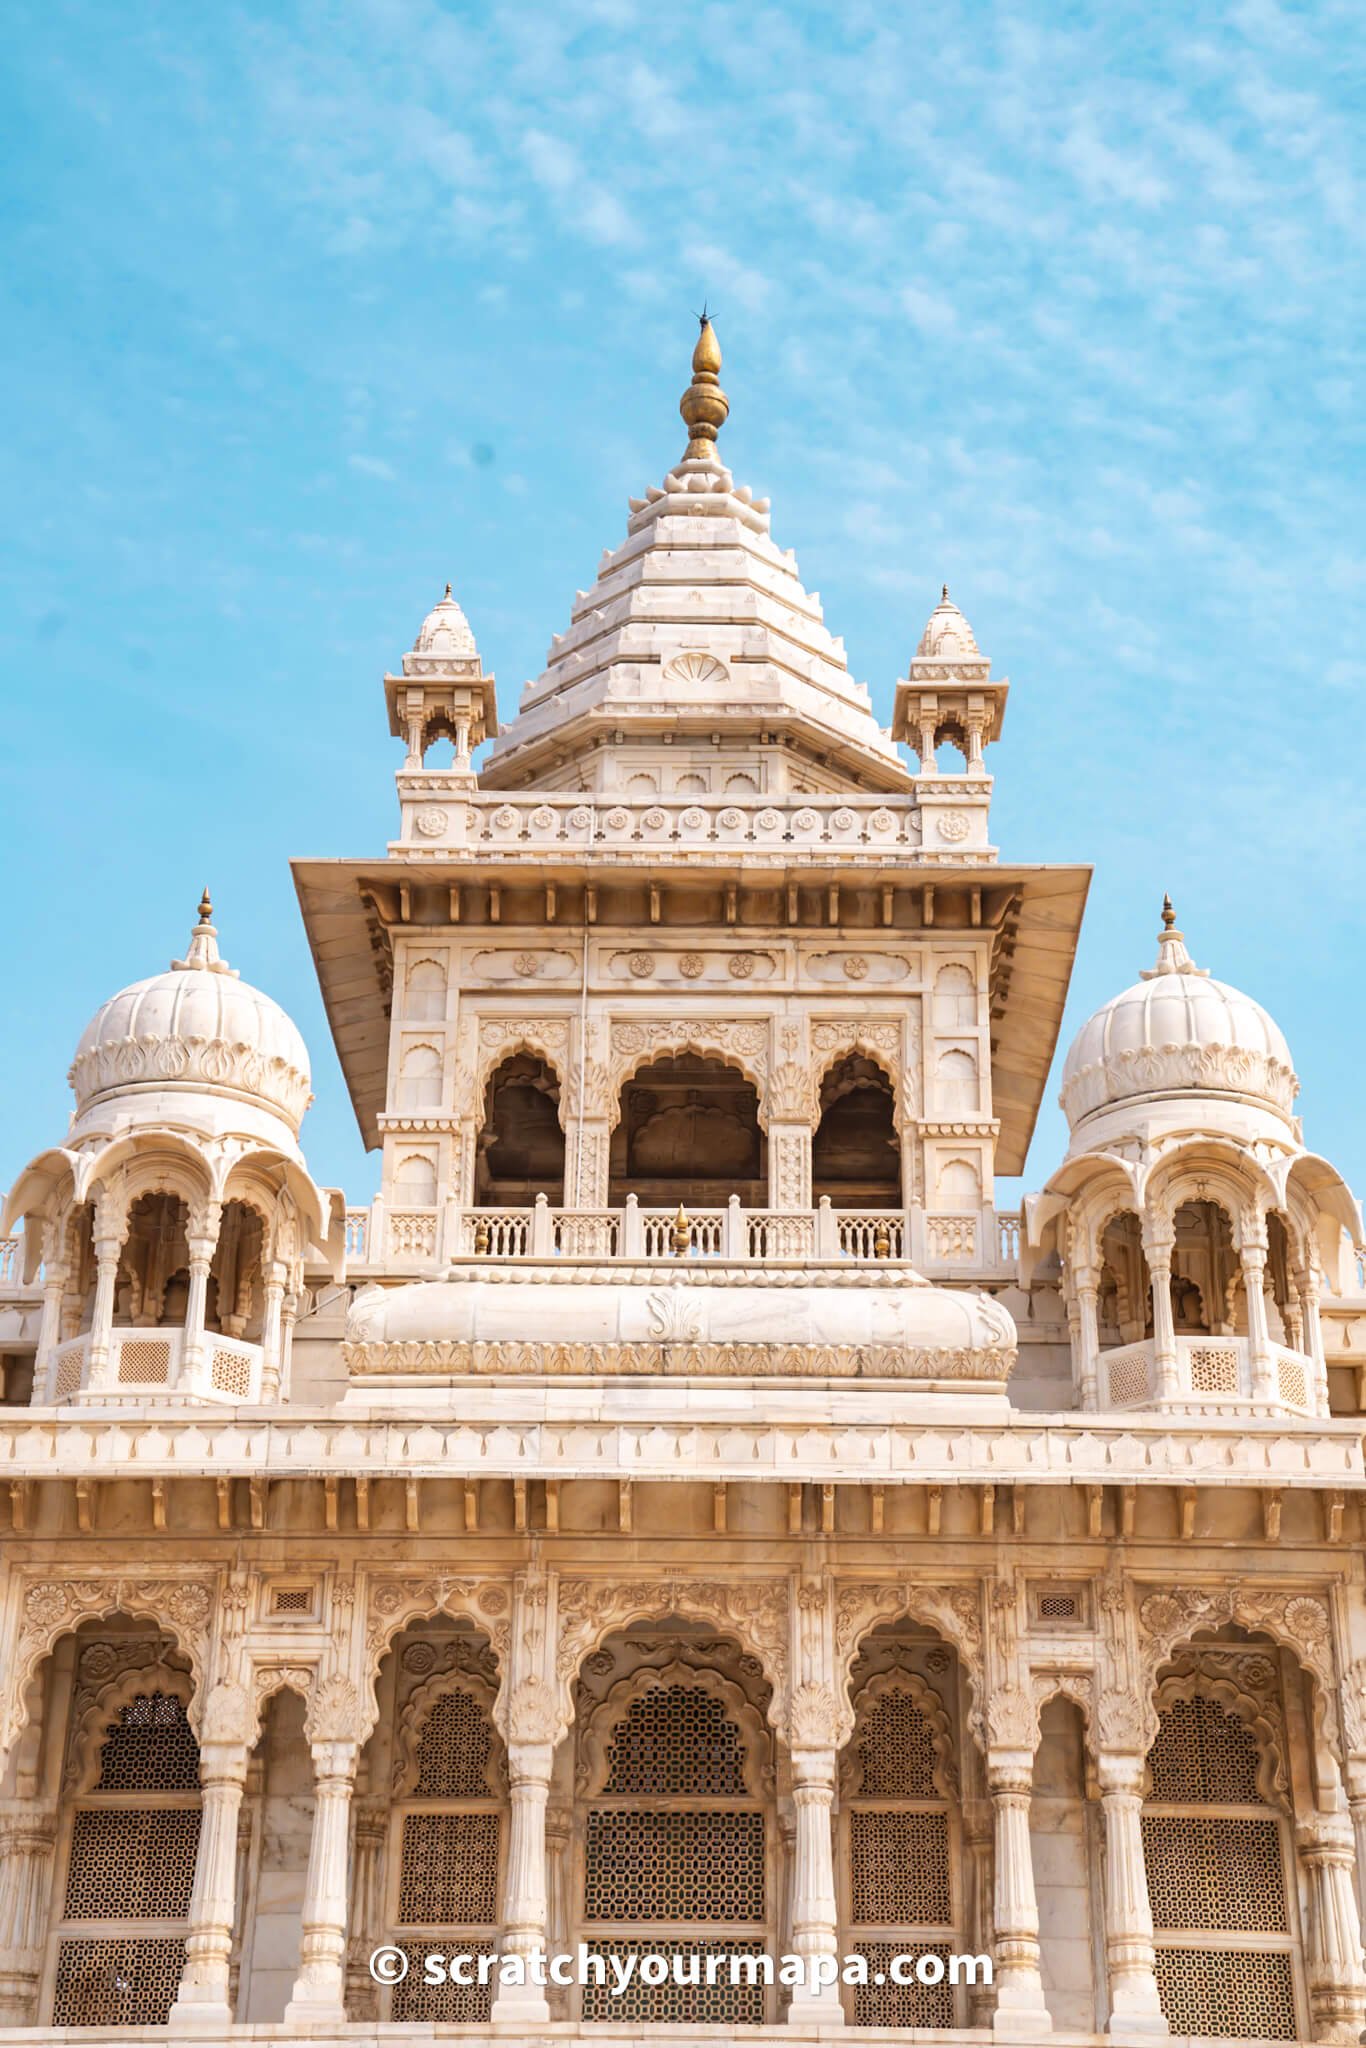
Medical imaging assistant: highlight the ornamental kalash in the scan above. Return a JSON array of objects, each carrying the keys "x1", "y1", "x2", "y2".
[{"x1": 2, "y1": 322, "x2": 1366, "y2": 2046}]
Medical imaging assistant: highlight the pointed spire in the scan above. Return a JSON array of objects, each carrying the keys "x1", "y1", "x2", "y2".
[
  {"x1": 679, "y1": 312, "x2": 729, "y2": 463},
  {"x1": 1141, "y1": 893, "x2": 1207, "y2": 980},
  {"x1": 172, "y1": 888, "x2": 237, "y2": 977}
]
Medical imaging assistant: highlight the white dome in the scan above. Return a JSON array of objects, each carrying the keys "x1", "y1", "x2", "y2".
[
  {"x1": 1060, "y1": 904, "x2": 1297, "y2": 1132},
  {"x1": 916, "y1": 586, "x2": 980, "y2": 662},
  {"x1": 67, "y1": 896, "x2": 312, "y2": 1135},
  {"x1": 413, "y1": 583, "x2": 477, "y2": 661}
]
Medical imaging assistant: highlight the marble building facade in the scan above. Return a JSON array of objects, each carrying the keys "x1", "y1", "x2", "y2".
[{"x1": 2, "y1": 323, "x2": 1366, "y2": 2044}]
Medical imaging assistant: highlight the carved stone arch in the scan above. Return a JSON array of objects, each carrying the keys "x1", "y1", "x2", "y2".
[
  {"x1": 64, "y1": 1655, "x2": 197, "y2": 1794},
  {"x1": 473, "y1": 1022, "x2": 571, "y2": 1127},
  {"x1": 89, "y1": 1141, "x2": 215, "y2": 1221},
  {"x1": 363, "y1": 1576, "x2": 512, "y2": 1736},
  {"x1": 810, "y1": 1022, "x2": 908, "y2": 1128},
  {"x1": 576, "y1": 1658, "x2": 772, "y2": 1799},
  {"x1": 1135, "y1": 1588, "x2": 1341, "y2": 1796},
  {"x1": 554, "y1": 1577, "x2": 789, "y2": 1739},
  {"x1": 1149, "y1": 1658, "x2": 1288, "y2": 1812},
  {"x1": 841, "y1": 1665, "x2": 958, "y2": 1800},
  {"x1": 1028, "y1": 1670, "x2": 1096, "y2": 1754},
  {"x1": 391, "y1": 1666, "x2": 505, "y2": 1797},
  {"x1": 2, "y1": 1576, "x2": 214, "y2": 1764},
  {"x1": 834, "y1": 1581, "x2": 985, "y2": 1748},
  {"x1": 606, "y1": 1023, "x2": 769, "y2": 1132},
  {"x1": 1143, "y1": 1146, "x2": 1277, "y2": 1252},
  {"x1": 1077, "y1": 1182, "x2": 1148, "y2": 1272},
  {"x1": 250, "y1": 1662, "x2": 316, "y2": 1745}
]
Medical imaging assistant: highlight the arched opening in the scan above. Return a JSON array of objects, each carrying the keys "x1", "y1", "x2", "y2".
[
  {"x1": 398, "y1": 1043, "x2": 443, "y2": 1112},
  {"x1": 935, "y1": 1047, "x2": 979, "y2": 1115},
  {"x1": 350, "y1": 1620, "x2": 504, "y2": 2024},
  {"x1": 26, "y1": 1618, "x2": 202, "y2": 2028},
  {"x1": 1170, "y1": 1198, "x2": 1238, "y2": 1335},
  {"x1": 394, "y1": 1153, "x2": 438, "y2": 1209},
  {"x1": 611, "y1": 1055, "x2": 764, "y2": 1208},
  {"x1": 933, "y1": 963, "x2": 977, "y2": 1030},
  {"x1": 238, "y1": 1688, "x2": 312, "y2": 2021},
  {"x1": 1143, "y1": 1633, "x2": 1306, "y2": 2039},
  {"x1": 571, "y1": 1624, "x2": 775, "y2": 2024},
  {"x1": 812, "y1": 1055, "x2": 899, "y2": 1209},
  {"x1": 115, "y1": 1192, "x2": 191, "y2": 1332},
  {"x1": 206, "y1": 1199, "x2": 264, "y2": 1340},
  {"x1": 839, "y1": 1623, "x2": 972, "y2": 2028},
  {"x1": 1030, "y1": 1697, "x2": 1098, "y2": 2030},
  {"x1": 1097, "y1": 1211, "x2": 1153, "y2": 1348},
  {"x1": 405, "y1": 958, "x2": 447, "y2": 1024},
  {"x1": 475, "y1": 1053, "x2": 565, "y2": 1205},
  {"x1": 1266, "y1": 1211, "x2": 1303, "y2": 1349}
]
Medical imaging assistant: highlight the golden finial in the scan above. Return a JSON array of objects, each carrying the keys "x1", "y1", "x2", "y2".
[
  {"x1": 680, "y1": 310, "x2": 728, "y2": 463},
  {"x1": 197, "y1": 887, "x2": 213, "y2": 927},
  {"x1": 671, "y1": 1203, "x2": 692, "y2": 1257},
  {"x1": 1161, "y1": 893, "x2": 1176, "y2": 931}
]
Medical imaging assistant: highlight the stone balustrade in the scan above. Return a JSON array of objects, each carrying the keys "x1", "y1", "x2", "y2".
[
  {"x1": 46, "y1": 1326, "x2": 262, "y2": 1405},
  {"x1": 1101, "y1": 1332, "x2": 1314, "y2": 1413},
  {"x1": 349, "y1": 1197, "x2": 1023, "y2": 1278}
]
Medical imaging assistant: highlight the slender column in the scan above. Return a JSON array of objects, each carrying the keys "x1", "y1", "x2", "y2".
[
  {"x1": 1300, "y1": 1266, "x2": 1329, "y2": 1415},
  {"x1": 284, "y1": 1737, "x2": 358, "y2": 2024},
  {"x1": 170, "y1": 1741, "x2": 250, "y2": 2030},
  {"x1": 279, "y1": 1291, "x2": 298, "y2": 1403},
  {"x1": 963, "y1": 1801, "x2": 997, "y2": 2029},
  {"x1": 1073, "y1": 1263, "x2": 1101, "y2": 1410},
  {"x1": 180, "y1": 1205, "x2": 221, "y2": 1388},
  {"x1": 1347, "y1": 1768, "x2": 1366, "y2": 1930},
  {"x1": 0, "y1": 1806, "x2": 58, "y2": 2023},
  {"x1": 258, "y1": 1260, "x2": 287, "y2": 1403},
  {"x1": 1298, "y1": 1815, "x2": 1366, "y2": 2045},
  {"x1": 344, "y1": 1800, "x2": 387, "y2": 2022},
  {"x1": 1097, "y1": 1755, "x2": 1167, "y2": 2037},
  {"x1": 492, "y1": 1740, "x2": 553, "y2": 2020},
  {"x1": 85, "y1": 1231, "x2": 125, "y2": 1388},
  {"x1": 1144, "y1": 1232, "x2": 1178, "y2": 1404},
  {"x1": 33, "y1": 1262, "x2": 68, "y2": 1404},
  {"x1": 988, "y1": 1754, "x2": 1051, "y2": 2037},
  {"x1": 1240, "y1": 1241, "x2": 1275, "y2": 1403},
  {"x1": 786, "y1": 1744, "x2": 842, "y2": 2021}
]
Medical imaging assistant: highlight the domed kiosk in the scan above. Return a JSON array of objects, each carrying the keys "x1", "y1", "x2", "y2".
[
  {"x1": 3, "y1": 896, "x2": 339, "y2": 1405},
  {"x1": 1026, "y1": 901, "x2": 1359, "y2": 1417}
]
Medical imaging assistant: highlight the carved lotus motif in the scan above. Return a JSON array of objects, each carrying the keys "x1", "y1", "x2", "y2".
[
  {"x1": 832, "y1": 807, "x2": 855, "y2": 831},
  {"x1": 628, "y1": 952, "x2": 655, "y2": 979},
  {"x1": 642, "y1": 807, "x2": 667, "y2": 831},
  {"x1": 569, "y1": 805, "x2": 592, "y2": 829},
  {"x1": 757, "y1": 808, "x2": 780, "y2": 831},
  {"x1": 679, "y1": 953, "x2": 705, "y2": 979},
  {"x1": 728, "y1": 954, "x2": 755, "y2": 980},
  {"x1": 936, "y1": 810, "x2": 970, "y2": 843},
  {"x1": 414, "y1": 806, "x2": 449, "y2": 838},
  {"x1": 793, "y1": 808, "x2": 819, "y2": 833},
  {"x1": 493, "y1": 805, "x2": 517, "y2": 830},
  {"x1": 604, "y1": 808, "x2": 629, "y2": 831},
  {"x1": 680, "y1": 807, "x2": 706, "y2": 830},
  {"x1": 719, "y1": 807, "x2": 743, "y2": 830},
  {"x1": 843, "y1": 955, "x2": 869, "y2": 980},
  {"x1": 1283, "y1": 1596, "x2": 1330, "y2": 1645},
  {"x1": 530, "y1": 805, "x2": 556, "y2": 832},
  {"x1": 513, "y1": 953, "x2": 539, "y2": 978}
]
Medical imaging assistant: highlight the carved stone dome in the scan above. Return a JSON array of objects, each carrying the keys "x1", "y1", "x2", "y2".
[
  {"x1": 1060, "y1": 904, "x2": 1297, "y2": 1134},
  {"x1": 413, "y1": 583, "x2": 477, "y2": 661},
  {"x1": 915, "y1": 587, "x2": 980, "y2": 662},
  {"x1": 67, "y1": 896, "x2": 312, "y2": 1135}
]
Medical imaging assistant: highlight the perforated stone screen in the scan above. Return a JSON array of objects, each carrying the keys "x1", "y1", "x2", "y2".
[
  {"x1": 396, "y1": 1812, "x2": 500, "y2": 1926},
  {"x1": 52, "y1": 1936, "x2": 186, "y2": 2026},
  {"x1": 1143, "y1": 1814, "x2": 1287, "y2": 1933},
  {"x1": 854, "y1": 1688, "x2": 938, "y2": 1798},
  {"x1": 116, "y1": 1339, "x2": 171, "y2": 1385},
  {"x1": 414, "y1": 1691, "x2": 494, "y2": 1797},
  {"x1": 604, "y1": 1686, "x2": 746, "y2": 1797},
  {"x1": 391, "y1": 1941, "x2": 494, "y2": 2024},
  {"x1": 579, "y1": 1941, "x2": 767, "y2": 2025},
  {"x1": 210, "y1": 1347, "x2": 251, "y2": 1397},
  {"x1": 1189, "y1": 1343, "x2": 1238, "y2": 1393},
  {"x1": 584, "y1": 1810, "x2": 765, "y2": 1922},
  {"x1": 851, "y1": 1942, "x2": 955, "y2": 2029},
  {"x1": 95, "y1": 1693, "x2": 200, "y2": 1792},
  {"x1": 849, "y1": 1809, "x2": 951, "y2": 1925},
  {"x1": 64, "y1": 1808, "x2": 200, "y2": 1920},
  {"x1": 1154, "y1": 1946, "x2": 1296, "y2": 2040},
  {"x1": 1147, "y1": 1696, "x2": 1261, "y2": 1804}
]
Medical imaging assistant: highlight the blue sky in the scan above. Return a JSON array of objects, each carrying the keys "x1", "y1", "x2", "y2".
[{"x1": 2, "y1": 0, "x2": 1363, "y2": 1210}]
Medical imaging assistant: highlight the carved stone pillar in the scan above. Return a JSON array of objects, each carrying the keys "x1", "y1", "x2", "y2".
[
  {"x1": 785, "y1": 1737, "x2": 842, "y2": 2021},
  {"x1": 987, "y1": 1753, "x2": 1051, "y2": 2037},
  {"x1": 0, "y1": 1804, "x2": 58, "y2": 2023},
  {"x1": 545, "y1": 1803, "x2": 571, "y2": 2012},
  {"x1": 1300, "y1": 1266, "x2": 1329, "y2": 1415},
  {"x1": 170, "y1": 1719, "x2": 251, "y2": 2031},
  {"x1": 181, "y1": 1206, "x2": 222, "y2": 1387},
  {"x1": 1297, "y1": 1814, "x2": 1366, "y2": 2045},
  {"x1": 85, "y1": 1228, "x2": 126, "y2": 1388},
  {"x1": 567, "y1": 1118, "x2": 610, "y2": 1209},
  {"x1": 963, "y1": 1800, "x2": 996, "y2": 2028},
  {"x1": 284, "y1": 1734, "x2": 359, "y2": 2025},
  {"x1": 258, "y1": 1260, "x2": 287, "y2": 1404},
  {"x1": 344, "y1": 1799, "x2": 387, "y2": 2023},
  {"x1": 1072, "y1": 1263, "x2": 1101, "y2": 1411},
  {"x1": 493, "y1": 1738, "x2": 553, "y2": 2021},
  {"x1": 33, "y1": 1262, "x2": 68, "y2": 1404},
  {"x1": 768, "y1": 1124, "x2": 812, "y2": 1213},
  {"x1": 1097, "y1": 1754, "x2": 1167, "y2": 2037},
  {"x1": 279, "y1": 1290, "x2": 299, "y2": 1403},
  {"x1": 1144, "y1": 1231, "x2": 1178, "y2": 1404},
  {"x1": 1240, "y1": 1240, "x2": 1275, "y2": 1404}
]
